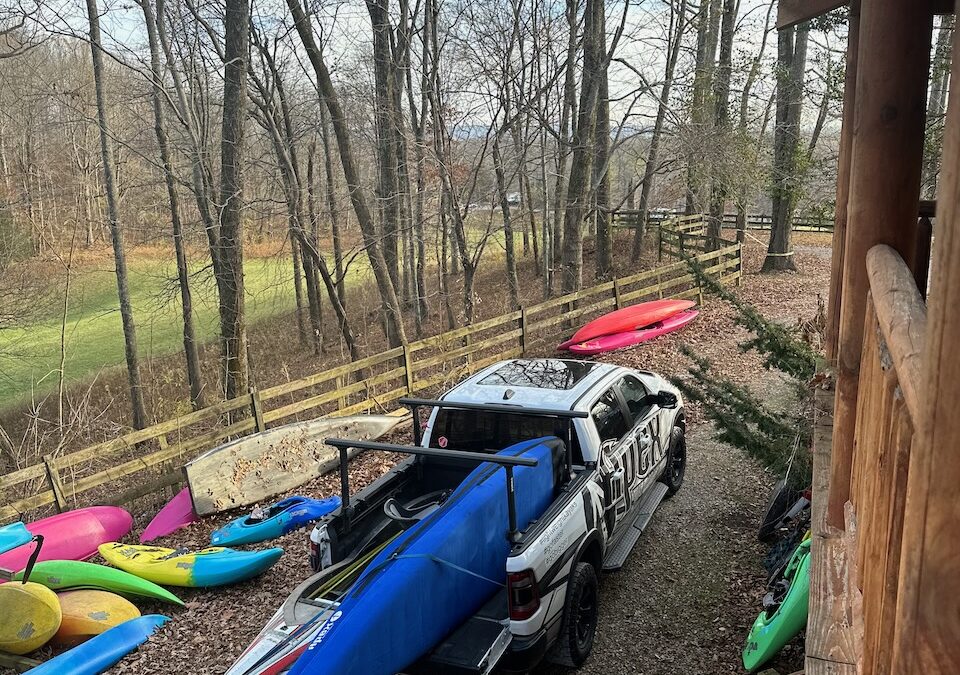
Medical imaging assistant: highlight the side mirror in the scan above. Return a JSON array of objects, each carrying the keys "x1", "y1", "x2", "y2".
[{"x1": 656, "y1": 390, "x2": 678, "y2": 409}]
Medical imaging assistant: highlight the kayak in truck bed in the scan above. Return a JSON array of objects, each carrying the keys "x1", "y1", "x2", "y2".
[{"x1": 289, "y1": 436, "x2": 564, "y2": 675}]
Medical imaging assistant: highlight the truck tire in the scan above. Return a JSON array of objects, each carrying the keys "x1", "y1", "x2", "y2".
[
  {"x1": 548, "y1": 562, "x2": 599, "y2": 668},
  {"x1": 659, "y1": 424, "x2": 686, "y2": 497}
]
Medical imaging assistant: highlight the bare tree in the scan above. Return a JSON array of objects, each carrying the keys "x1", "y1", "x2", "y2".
[
  {"x1": 85, "y1": 0, "x2": 147, "y2": 428},
  {"x1": 216, "y1": 0, "x2": 251, "y2": 400},
  {"x1": 763, "y1": 22, "x2": 809, "y2": 272}
]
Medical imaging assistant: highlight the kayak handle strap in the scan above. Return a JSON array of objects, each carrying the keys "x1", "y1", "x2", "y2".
[{"x1": 20, "y1": 534, "x2": 43, "y2": 584}]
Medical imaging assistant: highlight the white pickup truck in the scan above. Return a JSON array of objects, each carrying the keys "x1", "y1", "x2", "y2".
[{"x1": 303, "y1": 358, "x2": 687, "y2": 673}]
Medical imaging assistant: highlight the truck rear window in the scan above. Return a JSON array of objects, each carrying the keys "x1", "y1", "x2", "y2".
[{"x1": 428, "y1": 409, "x2": 582, "y2": 463}]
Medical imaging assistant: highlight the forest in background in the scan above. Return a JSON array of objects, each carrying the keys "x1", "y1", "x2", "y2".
[{"x1": 0, "y1": 0, "x2": 951, "y2": 463}]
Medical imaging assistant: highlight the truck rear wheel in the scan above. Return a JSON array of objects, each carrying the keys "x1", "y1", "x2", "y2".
[{"x1": 548, "y1": 562, "x2": 599, "y2": 668}]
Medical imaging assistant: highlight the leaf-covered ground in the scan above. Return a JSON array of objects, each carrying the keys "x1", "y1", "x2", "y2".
[{"x1": 5, "y1": 232, "x2": 830, "y2": 675}]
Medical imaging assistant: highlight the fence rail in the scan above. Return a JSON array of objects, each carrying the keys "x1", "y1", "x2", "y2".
[
  {"x1": 0, "y1": 215, "x2": 741, "y2": 523},
  {"x1": 611, "y1": 209, "x2": 835, "y2": 232}
]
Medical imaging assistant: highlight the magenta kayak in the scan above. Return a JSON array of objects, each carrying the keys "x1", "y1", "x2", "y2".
[
  {"x1": 568, "y1": 310, "x2": 699, "y2": 356},
  {"x1": 141, "y1": 488, "x2": 198, "y2": 543},
  {"x1": 0, "y1": 506, "x2": 133, "y2": 572}
]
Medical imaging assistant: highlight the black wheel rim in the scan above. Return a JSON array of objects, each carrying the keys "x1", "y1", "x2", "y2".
[
  {"x1": 671, "y1": 435, "x2": 686, "y2": 483},
  {"x1": 576, "y1": 582, "x2": 598, "y2": 646}
]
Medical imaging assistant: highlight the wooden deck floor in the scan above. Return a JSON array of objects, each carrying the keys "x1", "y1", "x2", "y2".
[{"x1": 805, "y1": 385, "x2": 861, "y2": 674}]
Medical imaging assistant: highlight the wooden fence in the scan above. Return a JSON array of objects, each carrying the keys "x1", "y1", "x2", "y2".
[
  {"x1": 806, "y1": 245, "x2": 925, "y2": 673},
  {"x1": 611, "y1": 209, "x2": 835, "y2": 232},
  {"x1": 0, "y1": 216, "x2": 742, "y2": 524}
]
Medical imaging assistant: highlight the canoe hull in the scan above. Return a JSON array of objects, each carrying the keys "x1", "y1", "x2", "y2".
[
  {"x1": 99, "y1": 543, "x2": 283, "y2": 587},
  {"x1": 185, "y1": 415, "x2": 408, "y2": 516},
  {"x1": 212, "y1": 496, "x2": 342, "y2": 546},
  {"x1": 0, "y1": 507, "x2": 133, "y2": 573},
  {"x1": 25, "y1": 615, "x2": 169, "y2": 675},
  {"x1": 54, "y1": 590, "x2": 141, "y2": 647},
  {"x1": 568, "y1": 309, "x2": 699, "y2": 355},
  {"x1": 141, "y1": 488, "x2": 198, "y2": 543},
  {"x1": 290, "y1": 437, "x2": 562, "y2": 675},
  {"x1": 13, "y1": 560, "x2": 183, "y2": 605}
]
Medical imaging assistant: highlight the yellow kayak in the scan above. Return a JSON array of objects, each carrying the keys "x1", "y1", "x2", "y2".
[
  {"x1": 99, "y1": 543, "x2": 283, "y2": 587},
  {"x1": 0, "y1": 581, "x2": 62, "y2": 654},
  {"x1": 55, "y1": 589, "x2": 141, "y2": 646}
]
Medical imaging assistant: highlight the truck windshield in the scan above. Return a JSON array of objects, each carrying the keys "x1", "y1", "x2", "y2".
[{"x1": 428, "y1": 408, "x2": 582, "y2": 463}]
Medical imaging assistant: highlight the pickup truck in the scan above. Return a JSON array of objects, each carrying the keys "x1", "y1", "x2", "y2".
[{"x1": 302, "y1": 358, "x2": 686, "y2": 673}]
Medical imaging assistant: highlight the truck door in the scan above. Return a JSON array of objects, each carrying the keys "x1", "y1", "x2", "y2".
[
  {"x1": 591, "y1": 387, "x2": 632, "y2": 532},
  {"x1": 614, "y1": 375, "x2": 664, "y2": 498}
]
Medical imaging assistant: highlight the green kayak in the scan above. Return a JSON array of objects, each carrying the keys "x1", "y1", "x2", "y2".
[
  {"x1": 743, "y1": 536, "x2": 811, "y2": 672},
  {"x1": 12, "y1": 560, "x2": 183, "y2": 606}
]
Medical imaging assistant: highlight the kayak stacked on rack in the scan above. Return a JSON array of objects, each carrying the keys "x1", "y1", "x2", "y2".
[{"x1": 557, "y1": 299, "x2": 699, "y2": 356}]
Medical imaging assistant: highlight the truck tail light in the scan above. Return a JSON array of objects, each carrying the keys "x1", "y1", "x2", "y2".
[{"x1": 507, "y1": 569, "x2": 540, "y2": 621}]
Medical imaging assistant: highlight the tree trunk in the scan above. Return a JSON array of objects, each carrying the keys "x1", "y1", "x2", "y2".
[
  {"x1": 686, "y1": 0, "x2": 720, "y2": 214},
  {"x1": 763, "y1": 23, "x2": 809, "y2": 273},
  {"x1": 632, "y1": 0, "x2": 687, "y2": 262},
  {"x1": 318, "y1": 103, "x2": 346, "y2": 308},
  {"x1": 707, "y1": 0, "x2": 736, "y2": 248},
  {"x1": 493, "y1": 132, "x2": 520, "y2": 308},
  {"x1": 86, "y1": 0, "x2": 148, "y2": 428},
  {"x1": 551, "y1": 0, "x2": 580, "y2": 280},
  {"x1": 923, "y1": 15, "x2": 953, "y2": 198},
  {"x1": 366, "y1": 0, "x2": 402, "y2": 296},
  {"x1": 216, "y1": 0, "x2": 250, "y2": 401},
  {"x1": 287, "y1": 0, "x2": 406, "y2": 346},
  {"x1": 560, "y1": 0, "x2": 603, "y2": 294},
  {"x1": 593, "y1": 3, "x2": 612, "y2": 281},
  {"x1": 140, "y1": 0, "x2": 205, "y2": 409}
]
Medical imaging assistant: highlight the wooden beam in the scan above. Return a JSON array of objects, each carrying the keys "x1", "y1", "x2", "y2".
[
  {"x1": 892, "y1": 11, "x2": 960, "y2": 672},
  {"x1": 828, "y1": 0, "x2": 932, "y2": 527},
  {"x1": 778, "y1": 0, "x2": 846, "y2": 29},
  {"x1": 826, "y1": 1, "x2": 860, "y2": 362}
]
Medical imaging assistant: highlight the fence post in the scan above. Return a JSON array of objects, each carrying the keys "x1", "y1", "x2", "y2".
[
  {"x1": 736, "y1": 243, "x2": 744, "y2": 287},
  {"x1": 613, "y1": 278, "x2": 622, "y2": 309},
  {"x1": 403, "y1": 343, "x2": 415, "y2": 394},
  {"x1": 336, "y1": 375, "x2": 347, "y2": 410},
  {"x1": 249, "y1": 388, "x2": 265, "y2": 432},
  {"x1": 43, "y1": 455, "x2": 67, "y2": 513},
  {"x1": 519, "y1": 307, "x2": 528, "y2": 355},
  {"x1": 656, "y1": 271, "x2": 663, "y2": 299},
  {"x1": 658, "y1": 226, "x2": 663, "y2": 261}
]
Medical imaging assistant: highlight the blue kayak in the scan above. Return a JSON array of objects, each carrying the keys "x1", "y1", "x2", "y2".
[
  {"x1": 211, "y1": 496, "x2": 341, "y2": 546},
  {"x1": 25, "y1": 614, "x2": 169, "y2": 674},
  {"x1": 290, "y1": 437, "x2": 562, "y2": 675},
  {"x1": 0, "y1": 522, "x2": 31, "y2": 555}
]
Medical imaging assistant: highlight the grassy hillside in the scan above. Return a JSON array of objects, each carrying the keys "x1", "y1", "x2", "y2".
[{"x1": 0, "y1": 249, "x2": 334, "y2": 408}]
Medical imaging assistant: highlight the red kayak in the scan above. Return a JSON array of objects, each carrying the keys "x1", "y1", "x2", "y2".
[
  {"x1": 558, "y1": 299, "x2": 695, "y2": 350},
  {"x1": 568, "y1": 310, "x2": 699, "y2": 356}
]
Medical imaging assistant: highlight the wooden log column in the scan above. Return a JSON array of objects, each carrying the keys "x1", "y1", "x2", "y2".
[
  {"x1": 892, "y1": 19, "x2": 960, "y2": 674},
  {"x1": 827, "y1": 0, "x2": 932, "y2": 527},
  {"x1": 825, "y1": 0, "x2": 860, "y2": 361}
]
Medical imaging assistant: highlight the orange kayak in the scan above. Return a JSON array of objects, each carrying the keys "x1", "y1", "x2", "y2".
[{"x1": 559, "y1": 299, "x2": 695, "y2": 349}]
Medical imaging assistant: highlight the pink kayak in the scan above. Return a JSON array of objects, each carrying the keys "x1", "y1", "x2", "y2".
[
  {"x1": 568, "y1": 310, "x2": 699, "y2": 356},
  {"x1": 558, "y1": 299, "x2": 695, "y2": 350},
  {"x1": 141, "y1": 488, "x2": 198, "y2": 543},
  {"x1": 0, "y1": 506, "x2": 133, "y2": 572}
]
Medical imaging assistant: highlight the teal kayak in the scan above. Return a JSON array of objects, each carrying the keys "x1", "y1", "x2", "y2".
[
  {"x1": 25, "y1": 614, "x2": 169, "y2": 674},
  {"x1": 0, "y1": 522, "x2": 31, "y2": 554},
  {"x1": 13, "y1": 560, "x2": 183, "y2": 605},
  {"x1": 743, "y1": 536, "x2": 811, "y2": 672}
]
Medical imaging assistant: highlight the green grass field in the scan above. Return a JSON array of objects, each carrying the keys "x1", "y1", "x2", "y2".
[{"x1": 0, "y1": 251, "x2": 337, "y2": 408}]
